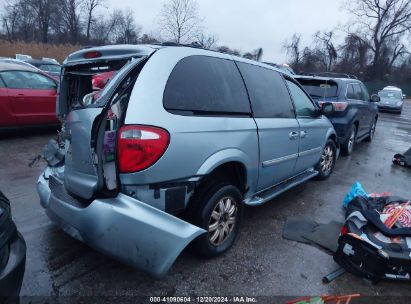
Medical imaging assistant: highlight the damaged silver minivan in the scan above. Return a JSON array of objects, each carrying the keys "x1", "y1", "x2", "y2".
[{"x1": 37, "y1": 44, "x2": 338, "y2": 278}]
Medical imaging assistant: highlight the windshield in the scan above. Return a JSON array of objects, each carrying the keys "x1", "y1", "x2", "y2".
[
  {"x1": 297, "y1": 79, "x2": 338, "y2": 98},
  {"x1": 378, "y1": 90, "x2": 401, "y2": 99}
]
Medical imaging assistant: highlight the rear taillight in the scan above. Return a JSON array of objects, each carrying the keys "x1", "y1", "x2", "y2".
[
  {"x1": 318, "y1": 101, "x2": 348, "y2": 112},
  {"x1": 117, "y1": 125, "x2": 170, "y2": 173}
]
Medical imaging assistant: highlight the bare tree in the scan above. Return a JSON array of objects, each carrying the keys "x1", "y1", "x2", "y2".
[
  {"x1": 283, "y1": 34, "x2": 307, "y2": 71},
  {"x1": 195, "y1": 32, "x2": 217, "y2": 49},
  {"x1": 2, "y1": 1, "x2": 20, "y2": 41},
  {"x1": 346, "y1": 0, "x2": 411, "y2": 74},
  {"x1": 83, "y1": 0, "x2": 105, "y2": 42},
  {"x1": 313, "y1": 31, "x2": 338, "y2": 71},
  {"x1": 158, "y1": 0, "x2": 203, "y2": 43},
  {"x1": 24, "y1": 0, "x2": 57, "y2": 43},
  {"x1": 243, "y1": 48, "x2": 263, "y2": 61},
  {"x1": 59, "y1": 0, "x2": 82, "y2": 44},
  {"x1": 110, "y1": 9, "x2": 141, "y2": 44},
  {"x1": 140, "y1": 33, "x2": 160, "y2": 44},
  {"x1": 215, "y1": 46, "x2": 241, "y2": 56}
]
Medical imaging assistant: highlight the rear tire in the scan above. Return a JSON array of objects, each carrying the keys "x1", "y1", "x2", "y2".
[
  {"x1": 190, "y1": 182, "x2": 243, "y2": 258},
  {"x1": 315, "y1": 139, "x2": 337, "y2": 180},
  {"x1": 341, "y1": 124, "x2": 357, "y2": 156},
  {"x1": 365, "y1": 118, "x2": 377, "y2": 142}
]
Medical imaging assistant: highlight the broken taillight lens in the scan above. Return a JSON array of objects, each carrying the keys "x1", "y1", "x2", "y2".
[{"x1": 117, "y1": 125, "x2": 170, "y2": 173}]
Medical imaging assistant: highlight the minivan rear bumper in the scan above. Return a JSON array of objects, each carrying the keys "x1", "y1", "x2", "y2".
[{"x1": 37, "y1": 168, "x2": 206, "y2": 278}]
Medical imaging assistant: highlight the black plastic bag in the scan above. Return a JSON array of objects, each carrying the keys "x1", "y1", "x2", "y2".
[{"x1": 393, "y1": 147, "x2": 411, "y2": 168}]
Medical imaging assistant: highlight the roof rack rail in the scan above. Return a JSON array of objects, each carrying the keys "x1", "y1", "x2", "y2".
[
  {"x1": 299, "y1": 71, "x2": 358, "y2": 79},
  {"x1": 157, "y1": 41, "x2": 205, "y2": 49}
]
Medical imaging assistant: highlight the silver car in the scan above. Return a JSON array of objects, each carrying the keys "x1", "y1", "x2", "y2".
[
  {"x1": 378, "y1": 86, "x2": 405, "y2": 114},
  {"x1": 37, "y1": 44, "x2": 338, "y2": 278}
]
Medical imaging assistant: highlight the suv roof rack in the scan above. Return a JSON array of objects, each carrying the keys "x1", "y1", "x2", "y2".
[
  {"x1": 299, "y1": 72, "x2": 358, "y2": 79},
  {"x1": 155, "y1": 41, "x2": 205, "y2": 49}
]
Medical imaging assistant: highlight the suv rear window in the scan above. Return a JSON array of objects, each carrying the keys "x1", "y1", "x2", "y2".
[
  {"x1": 297, "y1": 79, "x2": 338, "y2": 99},
  {"x1": 163, "y1": 56, "x2": 251, "y2": 115}
]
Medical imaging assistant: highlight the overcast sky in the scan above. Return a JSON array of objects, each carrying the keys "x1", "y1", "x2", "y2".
[{"x1": 107, "y1": 0, "x2": 349, "y2": 63}]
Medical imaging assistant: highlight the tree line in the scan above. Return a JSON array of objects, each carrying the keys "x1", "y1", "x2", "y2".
[
  {"x1": 1, "y1": 0, "x2": 410, "y2": 83},
  {"x1": 0, "y1": 0, "x2": 263, "y2": 60},
  {"x1": 284, "y1": 0, "x2": 411, "y2": 82},
  {"x1": 1, "y1": 0, "x2": 152, "y2": 45}
]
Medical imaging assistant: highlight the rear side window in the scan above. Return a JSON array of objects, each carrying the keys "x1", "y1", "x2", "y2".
[
  {"x1": 347, "y1": 83, "x2": 363, "y2": 100},
  {"x1": 346, "y1": 84, "x2": 355, "y2": 99},
  {"x1": 0, "y1": 77, "x2": 5, "y2": 88},
  {"x1": 297, "y1": 79, "x2": 338, "y2": 99},
  {"x1": 353, "y1": 84, "x2": 363, "y2": 100},
  {"x1": 163, "y1": 56, "x2": 251, "y2": 115},
  {"x1": 237, "y1": 62, "x2": 295, "y2": 118}
]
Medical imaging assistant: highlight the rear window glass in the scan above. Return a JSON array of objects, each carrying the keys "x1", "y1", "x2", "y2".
[
  {"x1": 297, "y1": 79, "x2": 338, "y2": 98},
  {"x1": 163, "y1": 56, "x2": 251, "y2": 115},
  {"x1": 237, "y1": 62, "x2": 295, "y2": 118}
]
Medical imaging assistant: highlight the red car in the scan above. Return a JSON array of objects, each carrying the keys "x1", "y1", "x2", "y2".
[
  {"x1": 92, "y1": 71, "x2": 115, "y2": 90},
  {"x1": 0, "y1": 62, "x2": 58, "y2": 128}
]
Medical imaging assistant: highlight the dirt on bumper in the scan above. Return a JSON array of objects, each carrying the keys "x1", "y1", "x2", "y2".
[{"x1": 37, "y1": 167, "x2": 206, "y2": 278}]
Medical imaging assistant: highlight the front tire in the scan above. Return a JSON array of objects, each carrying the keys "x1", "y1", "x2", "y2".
[
  {"x1": 315, "y1": 139, "x2": 337, "y2": 180},
  {"x1": 341, "y1": 124, "x2": 357, "y2": 156},
  {"x1": 190, "y1": 183, "x2": 243, "y2": 258}
]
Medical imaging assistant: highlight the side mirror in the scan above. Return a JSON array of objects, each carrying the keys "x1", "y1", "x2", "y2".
[
  {"x1": 370, "y1": 94, "x2": 380, "y2": 103},
  {"x1": 320, "y1": 102, "x2": 334, "y2": 115}
]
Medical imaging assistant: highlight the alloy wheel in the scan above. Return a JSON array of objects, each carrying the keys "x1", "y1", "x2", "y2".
[
  {"x1": 208, "y1": 196, "x2": 237, "y2": 246},
  {"x1": 320, "y1": 145, "x2": 334, "y2": 175}
]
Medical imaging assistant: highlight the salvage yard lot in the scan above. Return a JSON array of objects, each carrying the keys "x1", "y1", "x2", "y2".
[{"x1": 1, "y1": 101, "x2": 411, "y2": 298}]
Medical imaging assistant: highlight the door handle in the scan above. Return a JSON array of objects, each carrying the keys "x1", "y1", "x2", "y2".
[
  {"x1": 289, "y1": 131, "x2": 299, "y2": 140},
  {"x1": 300, "y1": 130, "x2": 307, "y2": 138}
]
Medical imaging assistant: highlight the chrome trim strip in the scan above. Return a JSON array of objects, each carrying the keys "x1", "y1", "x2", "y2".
[
  {"x1": 262, "y1": 153, "x2": 299, "y2": 167},
  {"x1": 299, "y1": 146, "x2": 323, "y2": 157}
]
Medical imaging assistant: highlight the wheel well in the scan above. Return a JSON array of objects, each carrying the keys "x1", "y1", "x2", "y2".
[
  {"x1": 200, "y1": 162, "x2": 247, "y2": 194},
  {"x1": 328, "y1": 133, "x2": 337, "y2": 144}
]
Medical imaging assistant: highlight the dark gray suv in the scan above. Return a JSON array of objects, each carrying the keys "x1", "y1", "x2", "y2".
[
  {"x1": 38, "y1": 44, "x2": 338, "y2": 277},
  {"x1": 295, "y1": 75, "x2": 379, "y2": 155}
]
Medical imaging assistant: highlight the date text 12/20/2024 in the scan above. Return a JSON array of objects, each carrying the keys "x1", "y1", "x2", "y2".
[{"x1": 149, "y1": 297, "x2": 257, "y2": 303}]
